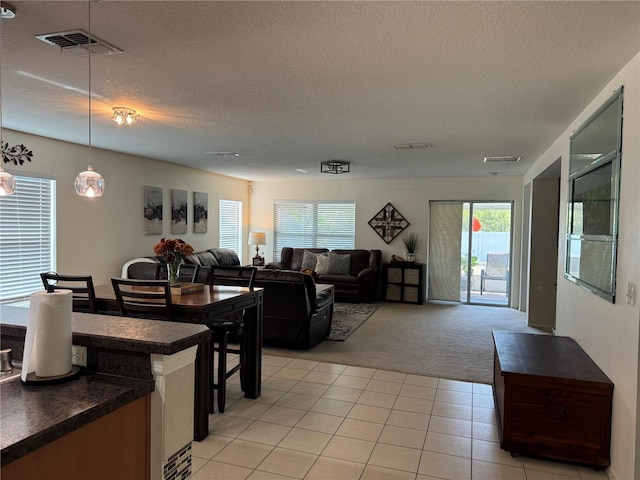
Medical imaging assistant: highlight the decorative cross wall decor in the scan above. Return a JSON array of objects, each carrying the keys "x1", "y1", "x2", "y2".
[{"x1": 368, "y1": 202, "x2": 410, "y2": 244}]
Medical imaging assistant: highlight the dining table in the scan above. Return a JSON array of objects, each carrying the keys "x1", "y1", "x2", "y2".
[{"x1": 93, "y1": 283, "x2": 264, "y2": 441}]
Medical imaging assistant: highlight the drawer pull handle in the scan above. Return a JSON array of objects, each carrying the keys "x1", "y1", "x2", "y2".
[{"x1": 546, "y1": 403, "x2": 566, "y2": 418}]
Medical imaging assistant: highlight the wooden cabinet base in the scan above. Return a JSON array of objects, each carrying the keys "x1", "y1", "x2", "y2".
[
  {"x1": 493, "y1": 332, "x2": 613, "y2": 468},
  {"x1": 2, "y1": 395, "x2": 151, "y2": 480}
]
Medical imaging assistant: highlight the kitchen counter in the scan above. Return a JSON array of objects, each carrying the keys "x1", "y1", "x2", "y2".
[
  {"x1": 1, "y1": 373, "x2": 154, "y2": 466},
  {"x1": 0, "y1": 304, "x2": 211, "y2": 473}
]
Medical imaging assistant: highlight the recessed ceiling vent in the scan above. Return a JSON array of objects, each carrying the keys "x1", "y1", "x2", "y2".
[
  {"x1": 483, "y1": 156, "x2": 522, "y2": 163},
  {"x1": 35, "y1": 30, "x2": 122, "y2": 56},
  {"x1": 394, "y1": 143, "x2": 432, "y2": 151}
]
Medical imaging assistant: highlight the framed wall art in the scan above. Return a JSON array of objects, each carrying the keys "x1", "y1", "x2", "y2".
[
  {"x1": 368, "y1": 202, "x2": 410, "y2": 244},
  {"x1": 171, "y1": 189, "x2": 188, "y2": 234},
  {"x1": 143, "y1": 186, "x2": 163, "y2": 235},
  {"x1": 193, "y1": 191, "x2": 208, "y2": 233}
]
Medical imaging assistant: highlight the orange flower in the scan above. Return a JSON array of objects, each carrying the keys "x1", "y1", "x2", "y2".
[{"x1": 153, "y1": 238, "x2": 194, "y2": 262}]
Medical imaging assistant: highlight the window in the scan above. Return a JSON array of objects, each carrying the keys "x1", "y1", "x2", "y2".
[
  {"x1": 273, "y1": 201, "x2": 355, "y2": 260},
  {"x1": 0, "y1": 173, "x2": 56, "y2": 303},
  {"x1": 219, "y1": 199, "x2": 242, "y2": 256}
]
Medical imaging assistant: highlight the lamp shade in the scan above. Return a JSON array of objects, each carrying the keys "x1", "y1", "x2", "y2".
[
  {"x1": 0, "y1": 167, "x2": 16, "y2": 195},
  {"x1": 248, "y1": 232, "x2": 266, "y2": 246}
]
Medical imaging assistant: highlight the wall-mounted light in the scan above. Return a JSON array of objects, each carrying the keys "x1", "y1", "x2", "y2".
[
  {"x1": 320, "y1": 160, "x2": 350, "y2": 174},
  {"x1": 74, "y1": 1, "x2": 105, "y2": 197},
  {"x1": 112, "y1": 107, "x2": 140, "y2": 126}
]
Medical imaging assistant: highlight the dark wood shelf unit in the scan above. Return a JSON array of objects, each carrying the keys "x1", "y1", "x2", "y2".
[
  {"x1": 492, "y1": 331, "x2": 613, "y2": 468},
  {"x1": 382, "y1": 262, "x2": 425, "y2": 305}
]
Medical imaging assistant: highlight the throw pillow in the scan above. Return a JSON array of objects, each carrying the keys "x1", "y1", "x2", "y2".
[
  {"x1": 315, "y1": 254, "x2": 329, "y2": 275},
  {"x1": 327, "y1": 252, "x2": 351, "y2": 275},
  {"x1": 301, "y1": 250, "x2": 318, "y2": 271}
]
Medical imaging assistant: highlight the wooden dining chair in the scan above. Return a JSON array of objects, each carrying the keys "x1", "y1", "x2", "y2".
[
  {"x1": 110, "y1": 278, "x2": 173, "y2": 322},
  {"x1": 208, "y1": 265, "x2": 257, "y2": 413},
  {"x1": 40, "y1": 272, "x2": 97, "y2": 313},
  {"x1": 155, "y1": 263, "x2": 201, "y2": 283}
]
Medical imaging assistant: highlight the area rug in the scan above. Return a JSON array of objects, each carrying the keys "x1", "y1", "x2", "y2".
[{"x1": 327, "y1": 303, "x2": 380, "y2": 341}]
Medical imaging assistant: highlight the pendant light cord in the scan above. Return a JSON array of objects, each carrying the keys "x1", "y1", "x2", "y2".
[{"x1": 88, "y1": 0, "x2": 92, "y2": 169}]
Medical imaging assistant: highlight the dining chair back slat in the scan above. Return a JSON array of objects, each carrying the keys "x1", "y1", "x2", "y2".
[
  {"x1": 209, "y1": 265, "x2": 257, "y2": 290},
  {"x1": 40, "y1": 272, "x2": 97, "y2": 313},
  {"x1": 111, "y1": 277, "x2": 173, "y2": 321}
]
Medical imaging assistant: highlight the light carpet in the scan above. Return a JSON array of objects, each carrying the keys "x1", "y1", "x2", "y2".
[
  {"x1": 327, "y1": 302, "x2": 380, "y2": 341},
  {"x1": 262, "y1": 302, "x2": 547, "y2": 384}
]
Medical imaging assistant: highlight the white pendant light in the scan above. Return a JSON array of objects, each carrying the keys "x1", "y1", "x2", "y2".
[
  {"x1": 75, "y1": 0, "x2": 104, "y2": 197},
  {"x1": 0, "y1": 8, "x2": 16, "y2": 195},
  {"x1": 0, "y1": 165, "x2": 17, "y2": 196}
]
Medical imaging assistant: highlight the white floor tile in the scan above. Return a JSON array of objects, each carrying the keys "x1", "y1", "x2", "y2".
[{"x1": 196, "y1": 355, "x2": 601, "y2": 480}]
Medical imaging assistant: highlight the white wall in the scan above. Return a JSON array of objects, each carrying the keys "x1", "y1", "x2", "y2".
[
  {"x1": 2, "y1": 130, "x2": 250, "y2": 285},
  {"x1": 249, "y1": 175, "x2": 523, "y2": 307},
  {"x1": 524, "y1": 53, "x2": 640, "y2": 480}
]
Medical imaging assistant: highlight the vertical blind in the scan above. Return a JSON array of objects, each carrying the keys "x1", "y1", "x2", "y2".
[
  {"x1": 219, "y1": 199, "x2": 242, "y2": 256},
  {"x1": 273, "y1": 201, "x2": 355, "y2": 260},
  {"x1": 428, "y1": 201, "x2": 463, "y2": 302},
  {"x1": 0, "y1": 174, "x2": 56, "y2": 303}
]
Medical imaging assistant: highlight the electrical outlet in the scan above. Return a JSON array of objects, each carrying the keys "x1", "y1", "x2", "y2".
[
  {"x1": 71, "y1": 345, "x2": 87, "y2": 367},
  {"x1": 627, "y1": 283, "x2": 637, "y2": 307}
]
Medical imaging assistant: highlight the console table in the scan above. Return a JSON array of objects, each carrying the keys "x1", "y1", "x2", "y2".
[{"x1": 492, "y1": 331, "x2": 613, "y2": 468}]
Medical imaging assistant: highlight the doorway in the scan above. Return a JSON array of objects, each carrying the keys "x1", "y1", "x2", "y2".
[{"x1": 428, "y1": 201, "x2": 513, "y2": 306}]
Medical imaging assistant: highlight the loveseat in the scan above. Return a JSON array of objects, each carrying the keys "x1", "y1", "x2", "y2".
[{"x1": 266, "y1": 247, "x2": 381, "y2": 303}]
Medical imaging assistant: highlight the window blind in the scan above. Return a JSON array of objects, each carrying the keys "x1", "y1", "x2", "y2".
[
  {"x1": 219, "y1": 199, "x2": 242, "y2": 256},
  {"x1": 273, "y1": 201, "x2": 355, "y2": 260},
  {"x1": 0, "y1": 174, "x2": 56, "y2": 303}
]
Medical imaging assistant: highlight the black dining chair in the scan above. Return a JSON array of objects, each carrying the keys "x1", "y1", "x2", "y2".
[
  {"x1": 40, "y1": 272, "x2": 97, "y2": 313},
  {"x1": 208, "y1": 265, "x2": 257, "y2": 413},
  {"x1": 155, "y1": 263, "x2": 201, "y2": 284},
  {"x1": 111, "y1": 278, "x2": 173, "y2": 322}
]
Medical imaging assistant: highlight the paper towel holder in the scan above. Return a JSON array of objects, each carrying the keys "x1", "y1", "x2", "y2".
[{"x1": 22, "y1": 365, "x2": 81, "y2": 386}]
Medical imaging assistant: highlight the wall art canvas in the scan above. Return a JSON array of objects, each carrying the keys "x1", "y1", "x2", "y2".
[
  {"x1": 171, "y1": 189, "x2": 188, "y2": 234},
  {"x1": 193, "y1": 191, "x2": 208, "y2": 233},
  {"x1": 143, "y1": 186, "x2": 163, "y2": 235},
  {"x1": 368, "y1": 202, "x2": 410, "y2": 244}
]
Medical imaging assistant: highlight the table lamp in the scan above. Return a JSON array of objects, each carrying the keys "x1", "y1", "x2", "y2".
[{"x1": 248, "y1": 232, "x2": 266, "y2": 265}]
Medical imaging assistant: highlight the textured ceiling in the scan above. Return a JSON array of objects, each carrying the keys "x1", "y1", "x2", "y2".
[{"x1": 1, "y1": 1, "x2": 639, "y2": 181}]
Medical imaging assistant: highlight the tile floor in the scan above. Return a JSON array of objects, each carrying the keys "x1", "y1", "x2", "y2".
[{"x1": 191, "y1": 355, "x2": 609, "y2": 480}]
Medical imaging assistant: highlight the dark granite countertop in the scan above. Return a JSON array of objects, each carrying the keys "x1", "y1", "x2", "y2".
[
  {"x1": 1, "y1": 373, "x2": 154, "y2": 466},
  {"x1": 0, "y1": 305, "x2": 211, "y2": 355},
  {"x1": 0, "y1": 304, "x2": 212, "y2": 467}
]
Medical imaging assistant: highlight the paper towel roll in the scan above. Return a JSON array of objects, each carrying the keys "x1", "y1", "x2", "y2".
[{"x1": 21, "y1": 289, "x2": 73, "y2": 381}]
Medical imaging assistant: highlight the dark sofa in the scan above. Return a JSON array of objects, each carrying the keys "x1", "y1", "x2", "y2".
[
  {"x1": 267, "y1": 247, "x2": 381, "y2": 303},
  {"x1": 121, "y1": 248, "x2": 240, "y2": 282},
  {"x1": 122, "y1": 250, "x2": 334, "y2": 349}
]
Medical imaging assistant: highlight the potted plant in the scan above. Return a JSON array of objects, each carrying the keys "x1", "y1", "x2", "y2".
[{"x1": 402, "y1": 232, "x2": 420, "y2": 262}]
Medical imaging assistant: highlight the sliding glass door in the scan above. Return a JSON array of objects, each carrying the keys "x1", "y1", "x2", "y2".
[{"x1": 429, "y1": 201, "x2": 513, "y2": 306}]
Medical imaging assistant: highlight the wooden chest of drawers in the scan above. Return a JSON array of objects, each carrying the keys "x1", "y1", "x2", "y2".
[{"x1": 492, "y1": 331, "x2": 613, "y2": 468}]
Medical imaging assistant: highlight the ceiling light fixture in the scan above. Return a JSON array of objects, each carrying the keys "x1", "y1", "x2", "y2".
[
  {"x1": 320, "y1": 160, "x2": 350, "y2": 174},
  {"x1": 112, "y1": 107, "x2": 140, "y2": 126},
  {"x1": 74, "y1": 1, "x2": 105, "y2": 198}
]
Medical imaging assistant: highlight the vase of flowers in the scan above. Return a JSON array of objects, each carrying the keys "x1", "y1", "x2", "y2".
[{"x1": 153, "y1": 238, "x2": 194, "y2": 286}]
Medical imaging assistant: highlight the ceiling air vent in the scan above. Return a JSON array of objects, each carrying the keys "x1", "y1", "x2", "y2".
[
  {"x1": 483, "y1": 156, "x2": 522, "y2": 163},
  {"x1": 35, "y1": 30, "x2": 122, "y2": 56}
]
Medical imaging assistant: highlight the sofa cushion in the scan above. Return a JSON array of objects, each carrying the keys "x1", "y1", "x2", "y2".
[
  {"x1": 301, "y1": 250, "x2": 318, "y2": 271},
  {"x1": 211, "y1": 248, "x2": 240, "y2": 266},
  {"x1": 187, "y1": 251, "x2": 218, "y2": 266},
  {"x1": 315, "y1": 254, "x2": 329, "y2": 274},
  {"x1": 328, "y1": 252, "x2": 351, "y2": 275}
]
